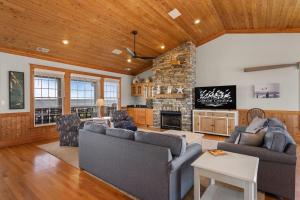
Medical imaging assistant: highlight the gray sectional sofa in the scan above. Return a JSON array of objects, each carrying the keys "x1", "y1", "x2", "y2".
[
  {"x1": 218, "y1": 120, "x2": 297, "y2": 200},
  {"x1": 79, "y1": 122, "x2": 201, "y2": 200}
]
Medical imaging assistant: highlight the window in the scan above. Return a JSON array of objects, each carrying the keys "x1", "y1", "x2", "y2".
[
  {"x1": 34, "y1": 76, "x2": 63, "y2": 126},
  {"x1": 71, "y1": 79, "x2": 98, "y2": 119},
  {"x1": 104, "y1": 79, "x2": 119, "y2": 116}
]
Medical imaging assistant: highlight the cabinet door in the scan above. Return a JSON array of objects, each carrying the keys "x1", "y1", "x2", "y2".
[
  {"x1": 228, "y1": 118, "x2": 235, "y2": 135},
  {"x1": 127, "y1": 108, "x2": 135, "y2": 122},
  {"x1": 146, "y1": 109, "x2": 153, "y2": 126},
  {"x1": 131, "y1": 85, "x2": 136, "y2": 96},
  {"x1": 200, "y1": 117, "x2": 214, "y2": 133},
  {"x1": 136, "y1": 108, "x2": 146, "y2": 125},
  {"x1": 193, "y1": 112, "x2": 200, "y2": 132},
  {"x1": 213, "y1": 118, "x2": 227, "y2": 135}
]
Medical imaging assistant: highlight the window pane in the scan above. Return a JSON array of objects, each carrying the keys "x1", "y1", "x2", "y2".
[
  {"x1": 71, "y1": 79, "x2": 98, "y2": 119},
  {"x1": 34, "y1": 76, "x2": 63, "y2": 126}
]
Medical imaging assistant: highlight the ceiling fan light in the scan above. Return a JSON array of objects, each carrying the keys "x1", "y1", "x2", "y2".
[{"x1": 194, "y1": 19, "x2": 201, "y2": 24}]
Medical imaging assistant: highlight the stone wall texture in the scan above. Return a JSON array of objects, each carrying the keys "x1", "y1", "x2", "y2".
[{"x1": 152, "y1": 42, "x2": 196, "y2": 131}]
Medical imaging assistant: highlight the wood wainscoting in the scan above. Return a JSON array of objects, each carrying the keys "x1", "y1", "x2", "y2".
[
  {"x1": 0, "y1": 112, "x2": 58, "y2": 148},
  {"x1": 238, "y1": 109, "x2": 300, "y2": 144}
]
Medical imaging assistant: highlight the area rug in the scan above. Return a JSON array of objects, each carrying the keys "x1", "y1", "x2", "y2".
[{"x1": 37, "y1": 141, "x2": 79, "y2": 168}]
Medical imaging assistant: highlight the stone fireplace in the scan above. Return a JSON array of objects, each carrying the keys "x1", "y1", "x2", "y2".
[
  {"x1": 161, "y1": 111, "x2": 182, "y2": 130},
  {"x1": 152, "y1": 42, "x2": 196, "y2": 131}
]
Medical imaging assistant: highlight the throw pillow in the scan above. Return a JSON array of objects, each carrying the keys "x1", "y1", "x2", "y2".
[
  {"x1": 135, "y1": 131, "x2": 187, "y2": 157},
  {"x1": 245, "y1": 117, "x2": 267, "y2": 133},
  {"x1": 226, "y1": 126, "x2": 246, "y2": 143},
  {"x1": 264, "y1": 127, "x2": 295, "y2": 152},
  {"x1": 238, "y1": 129, "x2": 266, "y2": 146},
  {"x1": 267, "y1": 117, "x2": 287, "y2": 130},
  {"x1": 106, "y1": 128, "x2": 135, "y2": 140},
  {"x1": 83, "y1": 121, "x2": 107, "y2": 134}
]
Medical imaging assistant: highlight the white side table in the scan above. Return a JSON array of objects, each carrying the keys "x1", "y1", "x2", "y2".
[{"x1": 192, "y1": 151, "x2": 259, "y2": 200}]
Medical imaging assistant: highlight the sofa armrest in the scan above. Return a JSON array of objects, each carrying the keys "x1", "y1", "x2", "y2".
[
  {"x1": 218, "y1": 142, "x2": 297, "y2": 165},
  {"x1": 170, "y1": 143, "x2": 201, "y2": 172}
]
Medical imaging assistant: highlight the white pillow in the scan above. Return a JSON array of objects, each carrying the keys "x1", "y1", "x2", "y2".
[{"x1": 245, "y1": 117, "x2": 267, "y2": 134}]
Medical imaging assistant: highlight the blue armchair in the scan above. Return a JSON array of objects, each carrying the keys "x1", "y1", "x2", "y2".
[
  {"x1": 56, "y1": 114, "x2": 82, "y2": 147},
  {"x1": 111, "y1": 110, "x2": 137, "y2": 131}
]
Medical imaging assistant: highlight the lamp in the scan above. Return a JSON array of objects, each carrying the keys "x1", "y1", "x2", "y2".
[{"x1": 96, "y1": 98, "x2": 104, "y2": 118}]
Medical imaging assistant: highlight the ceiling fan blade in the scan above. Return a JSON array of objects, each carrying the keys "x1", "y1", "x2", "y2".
[
  {"x1": 134, "y1": 56, "x2": 156, "y2": 60},
  {"x1": 126, "y1": 48, "x2": 135, "y2": 57}
]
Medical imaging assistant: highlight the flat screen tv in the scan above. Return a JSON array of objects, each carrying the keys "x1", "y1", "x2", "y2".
[{"x1": 195, "y1": 85, "x2": 236, "y2": 109}]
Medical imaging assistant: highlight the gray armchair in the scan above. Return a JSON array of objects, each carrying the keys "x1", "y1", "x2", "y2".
[
  {"x1": 111, "y1": 110, "x2": 137, "y2": 131},
  {"x1": 56, "y1": 114, "x2": 82, "y2": 147},
  {"x1": 218, "y1": 126, "x2": 297, "y2": 200}
]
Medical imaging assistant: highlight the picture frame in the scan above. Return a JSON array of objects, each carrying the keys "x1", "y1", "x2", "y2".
[
  {"x1": 9, "y1": 71, "x2": 25, "y2": 109},
  {"x1": 254, "y1": 83, "x2": 280, "y2": 99}
]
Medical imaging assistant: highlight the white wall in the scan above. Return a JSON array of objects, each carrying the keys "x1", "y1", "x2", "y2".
[
  {"x1": 0, "y1": 52, "x2": 135, "y2": 113},
  {"x1": 196, "y1": 33, "x2": 300, "y2": 111}
]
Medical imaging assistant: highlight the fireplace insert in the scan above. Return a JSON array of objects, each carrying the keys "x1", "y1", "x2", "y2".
[{"x1": 160, "y1": 111, "x2": 181, "y2": 130}]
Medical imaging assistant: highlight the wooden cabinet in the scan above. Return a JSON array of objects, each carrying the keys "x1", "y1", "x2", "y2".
[
  {"x1": 127, "y1": 108, "x2": 153, "y2": 127},
  {"x1": 146, "y1": 109, "x2": 153, "y2": 126},
  {"x1": 131, "y1": 83, "x2": 154, "y2": 98},
  {"x1": 131, "y1": 83, "x2": 144, "y2": 96},
  {"x1": 193, "y1": 110, "x2": 238, "y2": 136}
]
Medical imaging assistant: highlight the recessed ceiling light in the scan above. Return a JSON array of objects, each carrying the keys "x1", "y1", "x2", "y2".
[
  {"x1": 125, "y1": 68, "x2": 131, "y2": 71},
  {"x1": 112, "y1": 49, "x2": 122, "y2": 55},
  {"x1": 194, "y1": 19, "x2": 201, "y2": 24},
  {"x1": 127, "y1": 58, "x2": 132, "y2": 63},
  {"x1": 168, "y1": 9, "x2": 181, "y2": 19},
  {"x1": 62, "y1": 40, "x2": 69, "y2": 45},
  {"x1": 160, "y1": 45, "x2": 165, "y2": 50},
  {"x1": 36, "y1": 47, "x2": 50, "y2": 53}
]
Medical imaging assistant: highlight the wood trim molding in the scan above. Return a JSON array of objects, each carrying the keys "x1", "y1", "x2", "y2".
[
  {"x1": 0, "y1": 47, "x2": 133, "y2": 75},
  {"x1": 197, "y1": 30, "x2": 226, "y2": 46},
  {"x1": 64, "y1": 72, "x2": 71, "y2": 115},
  {"x1": 226, "y1": 28, "x2": 300, "y2": 34}
]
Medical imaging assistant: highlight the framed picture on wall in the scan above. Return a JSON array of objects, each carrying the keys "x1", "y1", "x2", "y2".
[
  {"x1": 254, "y1": 83, "x2": 280, "y2": 98},
  {"x1": 9, "y1": 71, "x2": 25, "y2": 109}
]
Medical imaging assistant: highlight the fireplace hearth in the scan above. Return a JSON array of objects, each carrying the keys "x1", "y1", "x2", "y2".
[{"x1": 161, "y1": 111, "x2": 181, "y2": 130}]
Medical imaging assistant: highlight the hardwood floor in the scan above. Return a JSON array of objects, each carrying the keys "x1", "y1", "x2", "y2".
[
  {"x1": 0, "y1": 136, "x2": 298, "y2": 200},
  {"x1": 0, "y1": 142, "x2": 131, "y2": 200}
]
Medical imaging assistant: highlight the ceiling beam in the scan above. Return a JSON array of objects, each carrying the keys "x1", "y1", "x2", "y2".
[{"x1": 244, "y1": 63, "x2": 299, "y2": 72}]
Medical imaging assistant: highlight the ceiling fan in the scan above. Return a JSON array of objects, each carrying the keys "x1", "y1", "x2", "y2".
[{"x1": 126, "y1": 30, "x2": 156, "y2": 60}]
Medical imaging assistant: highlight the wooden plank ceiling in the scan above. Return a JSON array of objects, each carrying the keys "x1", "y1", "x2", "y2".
[{"x1": 1, "y1": 0, "x2": 300, "y2": 75}]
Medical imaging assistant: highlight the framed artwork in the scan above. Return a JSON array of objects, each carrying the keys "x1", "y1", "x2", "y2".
[
  {"x1": 254, "y1": 83, "x2": 280, "y2": 98},
  {"x1": 9, "y1": 71, "x2": 25, "y2": 109}
]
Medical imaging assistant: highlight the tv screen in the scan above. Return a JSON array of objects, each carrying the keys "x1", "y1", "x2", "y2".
[{"x1": 195, "y1": 85, "x2": 236, "y2": 109}]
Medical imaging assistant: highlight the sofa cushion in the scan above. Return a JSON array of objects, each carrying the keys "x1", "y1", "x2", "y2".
[
  {"x1": 106, "y1": 128, "x2": 135, "y2": 140},
  {"x1": 135, "y1": 131, "x2": 187, "y2": 156},
  {"x1": 238, "y1": 129, "x2": 266, "y2": 146},
  {"x1": 245, "y1": 117, "x2": 267, "y2": 133},
  {"x1": 83, "y1": 121, "x2": 107, "y2": 134}
]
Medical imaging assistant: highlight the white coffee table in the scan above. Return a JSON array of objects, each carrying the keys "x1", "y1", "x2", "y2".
[{"x1": 192, "y1": 151, "x2": 259, "y2": 200}]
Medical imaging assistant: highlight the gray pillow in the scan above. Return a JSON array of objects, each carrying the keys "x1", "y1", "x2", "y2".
[
  {"x1": 245, "y1": 117, "x2": 267, "y2": 133},
  {"x1": 238, "y1": 129, "x2": 266, "y2": 146},
  {"x1": 226, "y1": 126, "x2": 246, "y2": 143},
  {"x1": 267, "y1": 118, "x2": 287, "y2": 130},
  {"x1": 83, "y1": 121, "x2": 106, "y2": 134},
  {"x1": 135, "y1": 131, "x2": 187, "y2": 157},
  {"x1": 264, "y1": 127, "x2": 295, "y2": 152},
  {"x1": 106, "y1": 128, "x2": 135, "y2": 140}
]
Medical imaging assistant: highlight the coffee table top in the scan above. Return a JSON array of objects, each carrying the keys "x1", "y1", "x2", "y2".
[{"x1": 192, "y1": 151, "x2": 259, "y2": 182}]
